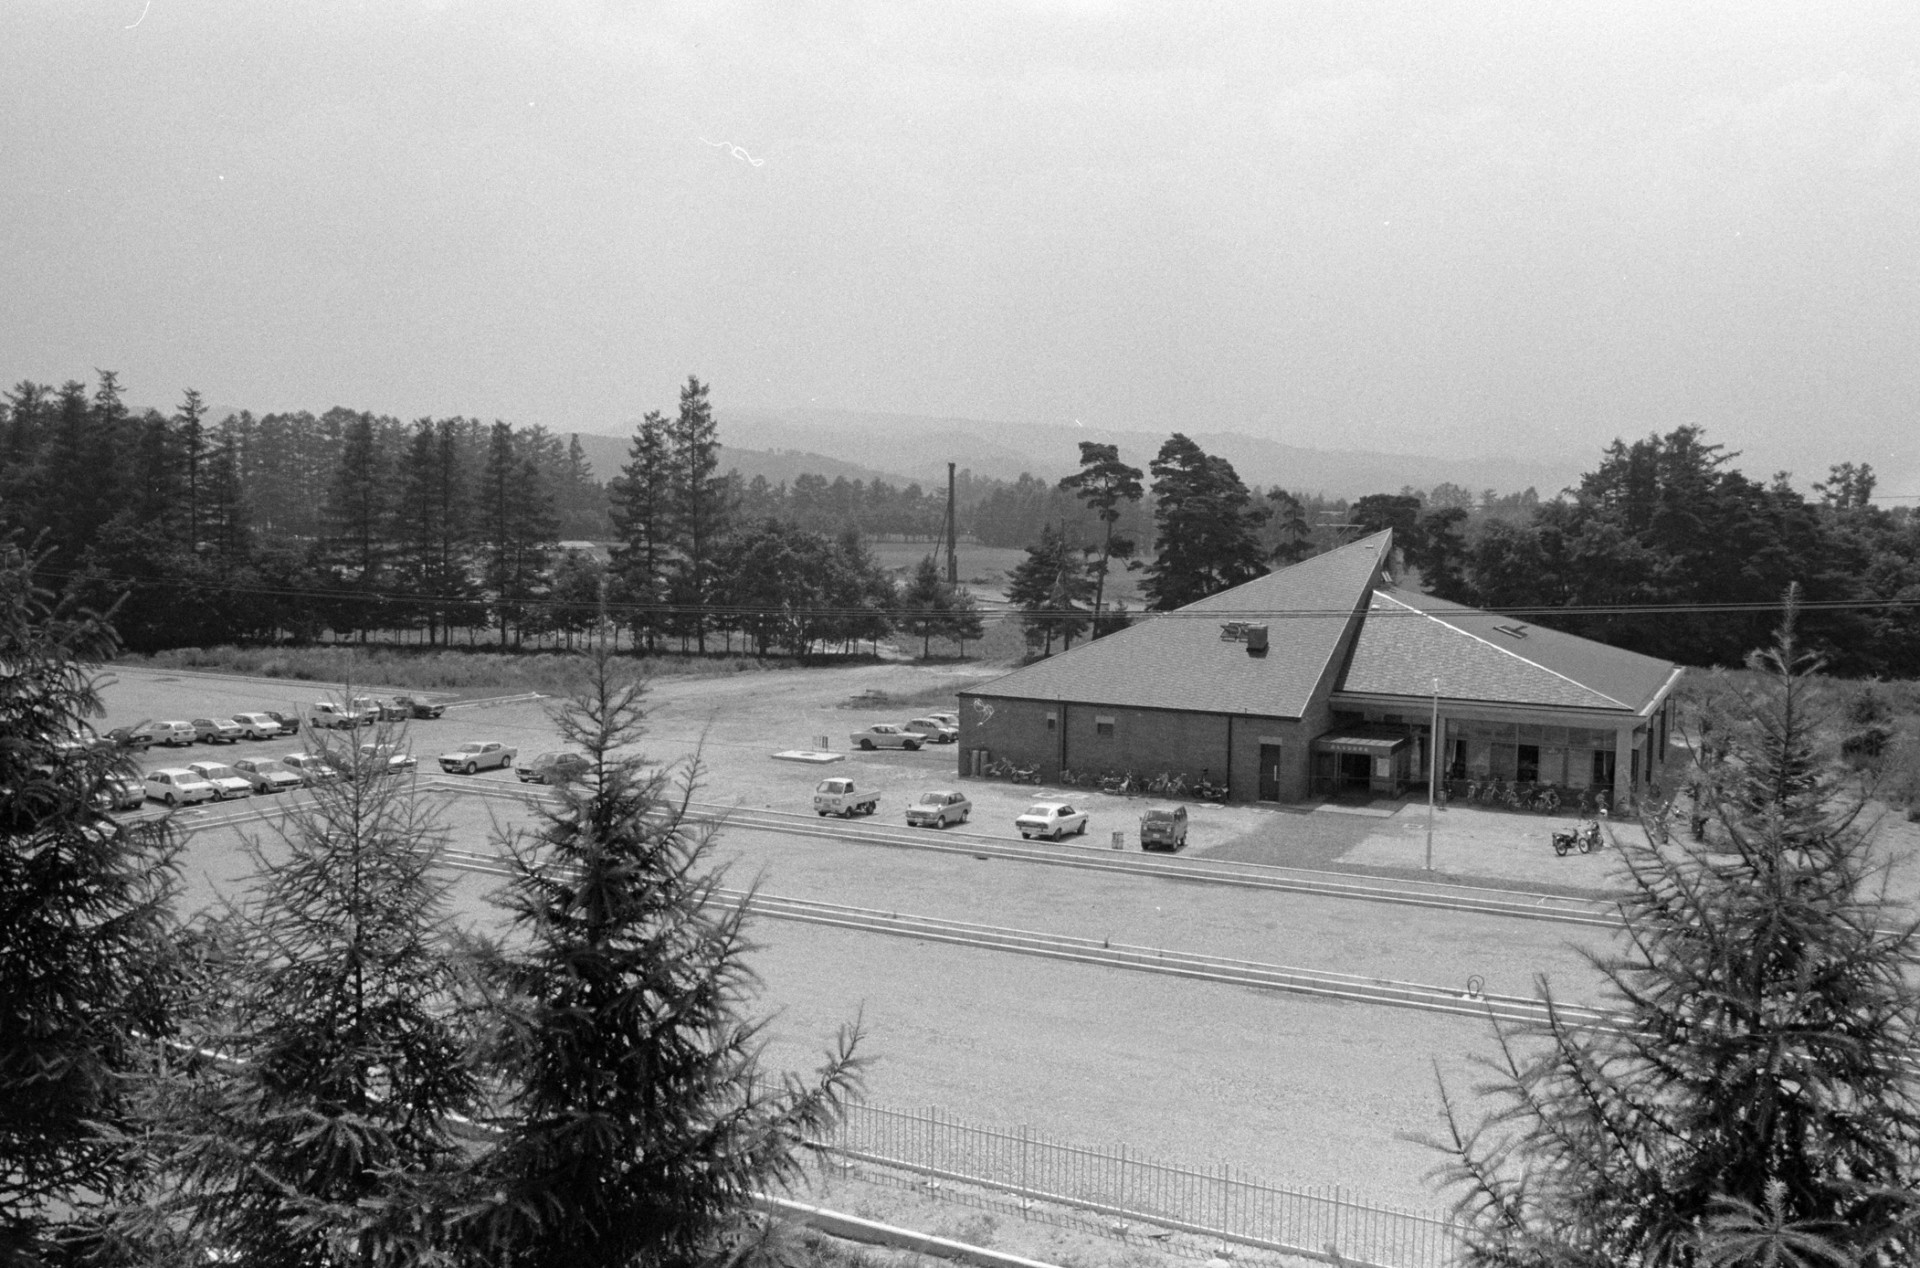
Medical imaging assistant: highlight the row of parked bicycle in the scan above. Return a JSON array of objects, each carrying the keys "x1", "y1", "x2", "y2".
[
  {"x1": 1443, "y1": 778, "x2": 1613, "y2": 817},
  {"x1": 977, "y1": 758, "x2": 1230, "y2": 803}
]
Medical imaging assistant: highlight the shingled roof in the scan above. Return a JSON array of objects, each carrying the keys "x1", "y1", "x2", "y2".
[
  {"x1": 1337, "y1": 586, "x2": 1679, "y2": 716},
  {"x1": 967, "y1": 530, "x2": 1682, "y2": 722},
  {"x1": 962, "y1": 532, "x2": 1390, "y2": 718}
]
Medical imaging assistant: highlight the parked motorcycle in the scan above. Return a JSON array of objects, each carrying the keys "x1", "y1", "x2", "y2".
[{"x1": 1551, "y1": 819, "x2": 1604, "y2": 857}]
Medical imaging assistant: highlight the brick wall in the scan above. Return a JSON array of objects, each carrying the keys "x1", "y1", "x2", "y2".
[{"x1": 958, "y1": 694, "x2": 1325, "y2": 804}]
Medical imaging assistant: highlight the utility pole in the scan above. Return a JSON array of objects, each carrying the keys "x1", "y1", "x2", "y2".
[{"x1": 945, "y1": 461, "x2": 958, "y2": 585}]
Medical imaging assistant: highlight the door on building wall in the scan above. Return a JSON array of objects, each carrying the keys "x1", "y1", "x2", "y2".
[
  {"x1": 1258, "y1": 743, "x2": 1282, "y2": 801},
  {"x1": 1338, "y1": 752, "x2": 1370, "y2": 791},
  {"x1": 1592, "y1": 748, "x2": 1616, "y2": 789},
  {"x1": 1517, "y1": 744, "x2": 1540, "y2": 783}
]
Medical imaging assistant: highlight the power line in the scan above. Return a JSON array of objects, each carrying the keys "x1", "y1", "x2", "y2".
[{"x1": 27, "y1": 564, "x2": 1918, "y2": 624}]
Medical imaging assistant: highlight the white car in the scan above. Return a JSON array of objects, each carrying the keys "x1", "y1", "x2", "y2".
[
  {"x1": 438, "y1": 741, "x2": 517, "y2": 774},
  {"x1": 359, "y1": 742, "x2": 418, "y2": 775},
  {"x1": 906, "y1": 790, "x2": 971, "y2": 828},
  {"x1": 903, "y1": 718, "x2": 958, "y2": 744},
  {"x1": 1015, "y1": 801, "x2": 1088, "y2": 841},
  {"x1": 926, "y1": 712, "x2": 961, "y2": 732},
  {"x1": 149, "y1": 720, "x2": 198, "y2": 747},
  {"x1": 145, "y1": 767, "x2": 219, "y2": 807},
  {"x1": 849, "y1": 723, "x2": 924, "y2": 751},
  {"x1": 187, "y1": 761, "x2": 253, "y2": 800},
  {"x1": 231, "y1": 757, "x2": 304, "y2": 794},
  {"x1": 279, "y1": 752, "x2": 340, "y2": 784},
  {"x1": 229, "y1": 712, "x2": 286, "y2": 740}
]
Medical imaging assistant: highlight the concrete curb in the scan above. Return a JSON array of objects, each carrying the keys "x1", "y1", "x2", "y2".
[{"x1": 761, "y1": 1196, "x2": 1066, "y2": 1268}]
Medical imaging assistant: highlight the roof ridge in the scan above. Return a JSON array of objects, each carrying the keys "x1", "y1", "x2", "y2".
[{"x1": 1373, "y1": 593, "x2": 1632, "y2": 710}]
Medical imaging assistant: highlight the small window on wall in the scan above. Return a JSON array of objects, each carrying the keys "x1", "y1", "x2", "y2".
[
  {"x1": 1045, "y1": 712, "x2": 1057, "y2": 733},
  {"x1": 1095, "y1": 715, "x2": 1115, "y2": 737}
]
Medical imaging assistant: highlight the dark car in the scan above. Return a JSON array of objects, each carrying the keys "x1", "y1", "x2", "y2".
[
  {"x1": 390, "y1": 694, "x2": 445, "y2": 720},
  {"x1": 264, "y1": 711, "x2": 301, "y2": 736},
  {"x1": 1139, "y1": 805, "x2": 1189, "y2": 852},
  {"x1": 514, "y1": 751, "x2": 591, "y2": 784},
  {"x1": 104, "y1": 721, "x2": 161, "y2": 751}
]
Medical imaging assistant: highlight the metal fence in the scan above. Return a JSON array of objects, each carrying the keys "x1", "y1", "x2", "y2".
[{"x1": 810, "y1": 1103, "x2": 1460, "y2": 1268}]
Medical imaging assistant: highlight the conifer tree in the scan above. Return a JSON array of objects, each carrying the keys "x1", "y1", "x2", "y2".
[
  {"x1": 666, "y1": 377, "x2": 731, "y2": 653},
  {"x1": 608, "y1": 410, "x2": 674, "y2": 652},
  {"x1": 1431, "y1": 597, "x2": 1920, "y2": 1266},
  {"x1": 1142, "y1": 434, "x2": 1268, "y2": 610},
  {"x1": 146, "y1": 710, "x2": 475, "y2": 1266},
  {"x1": 175, "y1": 388, "x2": 209, "y2": 553},
  {"x1": 0, "y1": 536, "x2": 180, "y2": 1259},
  {"x1": 1007, "y1": 524, "x2": 1093, "y2": 655},
  {"x1": 900, "y1": 554, "x2": 951, "y2": 659},
  {"x1": 1058, "y1": 441, "x2": 1143, "y2": 631},
  {"x1": 321, "y1": 411, "x2": 391, "y2": 641},
  {"x1": 461, "y1": 648, "x2": 862, "y2": 1268}
]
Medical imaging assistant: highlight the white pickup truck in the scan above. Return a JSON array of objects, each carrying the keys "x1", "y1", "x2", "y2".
[{"x1": 813, "y1": 777, "x2": 880, "y2": 818}]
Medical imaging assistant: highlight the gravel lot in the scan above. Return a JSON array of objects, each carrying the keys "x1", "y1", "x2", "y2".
[{"x1": 97, "y1": 656, "x2": 1920, "y2": 1223}]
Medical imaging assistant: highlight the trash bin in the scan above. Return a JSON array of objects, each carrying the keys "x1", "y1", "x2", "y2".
[
  {"x1": 1111, "y1": 831, "x2": 1126, "y2": 851},
  {"x1": 814, "y1": 736, "x2": 829, "y2": 751}
]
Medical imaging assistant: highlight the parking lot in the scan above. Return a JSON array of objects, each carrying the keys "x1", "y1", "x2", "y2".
[{"x1": 86, "y1": 657, "x2": 1920, "y2": 1214}]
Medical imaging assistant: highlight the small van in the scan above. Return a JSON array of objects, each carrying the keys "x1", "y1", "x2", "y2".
[{"x1": 149, "y1": 721, "x2": 197, "y2": 747}]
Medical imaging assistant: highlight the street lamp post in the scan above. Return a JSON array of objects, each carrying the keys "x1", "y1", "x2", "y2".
[{"x1": 1425, "y1": 678, "x2": 1440, "y2": 872}]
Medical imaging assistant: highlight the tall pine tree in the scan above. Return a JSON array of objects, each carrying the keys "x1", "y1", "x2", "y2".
[
  {"x1": 608, "y1": 410, "x2": 674, "y2": 653},
  {"x1": 667, "y1": 377, "x2": 731, "y2": 653},
  {"x1": 1141, "y1": 433, "x2": 1268, "y2": 610}
]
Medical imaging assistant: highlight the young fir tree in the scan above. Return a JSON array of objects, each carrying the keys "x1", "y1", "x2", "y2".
[
  {"x1": 900, "y1": 554, "x2": 951, "y2": 659},
  {"x1": 142, "y1": 709, "x2": 475, "y2": 1267},
  {"x1": 1006, "y1": 524, "x2": 1093, "y2": 655},
  {"x1": 1430, "y1": 599, "x2": 1920, "y2": 1266},
  {"x1": 461, "y1": 647, "x2": 863, "y2": 1268},
  {"x1": 0, "y1": 537, "x2": 181, "y2": 1260}
]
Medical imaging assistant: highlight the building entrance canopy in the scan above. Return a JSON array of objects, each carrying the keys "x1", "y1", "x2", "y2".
[{"x1": 1311, "y1": 726, "x2": 1412, "y2": 757}]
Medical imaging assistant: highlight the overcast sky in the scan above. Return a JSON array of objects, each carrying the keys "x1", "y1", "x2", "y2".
[{"x1": 5, "y1": 1, "x2": 1917, "y2": 491}]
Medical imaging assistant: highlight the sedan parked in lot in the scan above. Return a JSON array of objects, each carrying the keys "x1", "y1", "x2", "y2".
[
  {"x1": 906, "y1": 789, "x2": 971, "y2": 828},
  {"x1": 438, "y1": 741, "x2": 517, "y2": 774},
  {"x1": 279, "y1": 752, "x2": 339, "y2": 784},
  {"x1": 228, "y1": 712, "x2": 285, "y2": 740},
  {"x1": 103, "y1": 723, "x2": 157, "y2": 751},
  {"x1": 145, "y1": 768, "x2": 219, "y2": 807},
  {"x1": 389, "y1": 694, "x2": 445, "y2": 719},
  {"x1": 1015, "y1": 801, "x2": 1088, "y2": 841},
  {"x1": 231, "y1": 757, "x2": 304, "y2": 794},
  {"x1": 358, "y1": 742, "x2": 418, "y2": 774},
  {"x1": 264, "y1": 711, "x2": 301, "y2": 735},
  {"x1": 187, "y1": 761, "x2": 253, "y2": 800},
  {"x1": 191, "y1": 717, "x2": 244, "y2": 744},
  {"x1": 849, "y1": 723, "x2": 923, "y2": 751},
  {"x1": 514, "y1": 751, "x2": 591, "y2": 784},
  {"x1": 903, "y1": 718, "x2": 958, "y2": 744},
  {"x1": 147, "y1": 720, "x2": 198, "y2": 747},
  {"x1": 925, "y1": 712, "x2": 961, "y2": 732},
  {"x1": 92, "y1": 773, "x2": 146, "y2": 811}
]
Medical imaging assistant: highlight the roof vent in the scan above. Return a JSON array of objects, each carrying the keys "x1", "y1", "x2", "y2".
[
  {"x1": 1493, "y1": 623, "x2": 1529, "y2": 639},
  {"x1": 1245, "y1": 624, "x2": 1269, "y2": 655}
]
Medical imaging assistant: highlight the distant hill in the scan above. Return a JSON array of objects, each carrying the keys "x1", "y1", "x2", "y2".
[
  {"x1": 692, "y1": 406, "x2": 1579, "y2": 498},
  {"x1": 563, "y1": 432, "x2": 922, "y2": 491}
]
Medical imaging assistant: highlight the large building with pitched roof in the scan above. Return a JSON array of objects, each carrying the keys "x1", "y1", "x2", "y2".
[{"x1": 956, "y1": 531, "x2": 1683, "y2": 807}]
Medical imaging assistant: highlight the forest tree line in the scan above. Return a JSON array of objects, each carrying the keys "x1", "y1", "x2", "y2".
[
  {"x1": 0, "y1": 372, "x2": 984, "y2": 656},
  {"x1": 5, "y1": 369, "x2": 1916, "y2": 672},
  {"x1": 1002, "y1": 427, "x2": 1920, "y2": 676}
]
